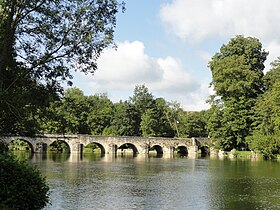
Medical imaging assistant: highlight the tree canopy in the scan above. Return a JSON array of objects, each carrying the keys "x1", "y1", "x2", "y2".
[
  {"x1": 208, "y1": 35, "x2": 268, "y2": 150},
  {"x1": 0, "y1": 0, "x2": 125, "y2": 135}
]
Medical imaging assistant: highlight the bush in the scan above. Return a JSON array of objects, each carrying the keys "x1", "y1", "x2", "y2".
[
  {"x1": 247, "y1": 132, "x2": 280, "y2": 160},
  {"x1": 0, "y1": 150, "x2": 49, "y2": 209}
]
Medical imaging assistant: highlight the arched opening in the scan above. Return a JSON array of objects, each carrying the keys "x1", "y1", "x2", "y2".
[
  {"x1": 8, "y1": 139, "x2": 33, "y2": 152},
  {"x1": 200, "y1": 146, "x2": 210, "y2": 157},
  {"x1": 49, "y1": 140, "x2": 70, "y2": 153},
  {"x1": 149, "y1": 145, "x2": 163, "y2": 157},
  {"x1": 175, "y1": 146, "x2": 188, "y2": 157},
  {"x1": 8, "y1": 139, "x2": 34, "y2": 160},
  {"x1": 35, "y1": 142, "x2": 48, "y2": 153},
  {"x1": 83, "y1": 142, "x2": 105, "y2": 156},
  {"x1": 117, "y1": 143, "x2": 138, "y2": 156}
]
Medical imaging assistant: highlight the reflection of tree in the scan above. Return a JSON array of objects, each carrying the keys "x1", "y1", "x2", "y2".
[{"x1": 208, "y1": 160, "x2": 280, "y2": 209}]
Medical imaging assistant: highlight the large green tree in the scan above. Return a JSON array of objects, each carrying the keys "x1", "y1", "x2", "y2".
[
  {"x1": 208, "y1": 35, "x2": 268, "y2": 150},
  {"x1": 0, "y1": 0, "x2": 125, "y2": 134}
]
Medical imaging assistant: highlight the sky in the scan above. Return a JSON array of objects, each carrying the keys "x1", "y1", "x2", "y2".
[{"x1": 71, "y1": 0, "x2": 280, "y2": 111}]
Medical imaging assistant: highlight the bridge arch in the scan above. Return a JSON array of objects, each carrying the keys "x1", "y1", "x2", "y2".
[
  {"x1": 175, "y1": 145, "x2": 188, "y2": 156},
  {"x1": 199, "y1": 145, "x2": 210, "y2": 156},
  {"x1": 84, "y1": 142, "x2": 106, "y2": 155},
  {"x1": 49, "y1": 140, "x2": 70, "y2": 153},
  {"x1": 8, "y1": 138, "x2": 34, "y2": 153},
  {"x1": 118, "y1": 143, "x2": 139, "y2": 155},
  {"x1": 149, "y1": 145, "x2": 163, "y2": 155}
]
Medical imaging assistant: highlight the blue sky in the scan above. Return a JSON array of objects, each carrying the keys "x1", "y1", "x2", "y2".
[{"x1": 71, "y1": 0, "x2": 280, "y2": 111}]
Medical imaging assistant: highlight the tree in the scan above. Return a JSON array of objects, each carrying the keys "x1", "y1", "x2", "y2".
[
  {"x1": 130, "y1": 84, "x2": 155, "y2": 116},
  {"x1": 208, "y1": 35, "x2": 268, "y2": 150},
  {"x1": 247, "y1": 76, "x2": 280, "y2": 159},
  {"x1": 0, "y1": 0, "x2": 125, "y2": 134},
  {"x1": 263, "y1": 57, "x2": 280, "y2": 91},
  {"x1": 40, "y1": 88, "x2": 90, "y2": 134},
  {"x1": 108, "y1": 101, "x2": 141, "y2": 136},
  {"x1": 140, "y1": 98, "x2": 174, "y2": 137},
  {"x1": 87, "y1": 93, "x2": 114, "y2": 135},
  {"x1": 178, "y1": 111, "x2": 208, "y2": 138}
]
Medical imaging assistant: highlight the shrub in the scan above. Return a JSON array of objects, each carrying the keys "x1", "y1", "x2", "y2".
[{"x1": 0, "y1": 146, "x2": 49, "y2": 209}]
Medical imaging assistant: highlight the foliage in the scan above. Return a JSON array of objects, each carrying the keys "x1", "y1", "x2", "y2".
[
  {"x1": 37, "y1": 86, "x2": 212, "y2": 138},
  {"x1": 0, "y1": 0, "x2": 125, "y2": 135},
  {"x1": 247, "y1": 131, "x2": 280, "y2": 159},
  {"x1": 49, "y1": 140, "x2": 70, "y2": 153},
  {"x1": 130, "y1": 84, "x2": 155, "y2": 116},
  {"x1": 108, "y1": 101, "x2": 141, "y2": 136},
  {"x1": 178, "y1": 111, "x2": 208, "y2": 138},
  {"x1": 208, "y1": 35, "x2": 268, "y2": 150},
  {"x1": 8, "y1": 139, "x2": 30, "y2": 151},
  {"x1": 247, "y1": 80, "x2": 280, "y2": 159},
  {"x1": 39, "y1": 88, "x2": 89, "y2": 133},
  {"x1": 141, "y1": 98, "x2": 174, "y2": 137},
  {"x1": 0, "y1": 144, "x2": 49, "y2": 209},
  {"x1": 87, "y1": 93, "x2": 114, "y2": 135},
  {"x1": 263, "y1": 57, "x2": 280, "y2": 91}
]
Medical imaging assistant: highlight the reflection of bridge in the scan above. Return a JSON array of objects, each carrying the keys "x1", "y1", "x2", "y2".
[{"x1": 1, "y1": 134, "x2": 212, "y2": 156}]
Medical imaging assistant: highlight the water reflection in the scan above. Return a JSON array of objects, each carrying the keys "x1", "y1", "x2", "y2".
[{"x1": 11, "y1": 152, "x2": 280, "y2": 210}]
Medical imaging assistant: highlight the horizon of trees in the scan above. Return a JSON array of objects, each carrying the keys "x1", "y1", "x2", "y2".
[{"x1": 36, "y1": 84, "x2": 208, "y2": 139}]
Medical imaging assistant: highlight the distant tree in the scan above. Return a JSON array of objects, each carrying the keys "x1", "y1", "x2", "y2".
[
  {"x1": 208, "y1": 35, "x2": 268, "y2": 150},
  {"x1": 165, "y1": 101, "x2": 181, "y2": 137},
  {"x1": 141, "y1": 98, "x2": 174, "y2": 137},
  {"x1": 87, "y1": 93, "x2": 114, "y2": 135},
  {"x1": 40, "y1": 88, "x2": 90, "y2": 134},
  {"x1": 109, "y1": 101, "x2": 141, "y2": 136},
  {"x1": 178, "y1": 111, "x2": 208, "y2": 138},
  {"x1": 130, "y1": 84, "x2": 155, "y2": 115}
]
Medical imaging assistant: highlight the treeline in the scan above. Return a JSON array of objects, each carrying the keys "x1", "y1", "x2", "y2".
[{"x1": 36, "y1": 85, "x2": 208, "y2": 138}]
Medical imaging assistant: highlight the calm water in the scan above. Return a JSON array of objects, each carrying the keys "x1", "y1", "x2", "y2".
[{"x1": 22, "y1": 152, "x2": 280, "y2": 210}]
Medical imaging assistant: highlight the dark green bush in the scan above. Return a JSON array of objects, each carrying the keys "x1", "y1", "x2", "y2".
[{"x1": 0, "y1": 152, "x2": 49, "y2": 209}]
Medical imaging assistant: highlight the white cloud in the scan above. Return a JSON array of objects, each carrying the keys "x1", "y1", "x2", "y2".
[
  {"x1": 159, "y1": 0, "x2": 280, "y2": 43},
  {"x1": 159, "y1": 0, "x2": 280, "y2": 75},
  {"x1": 73, "y1": 40, "x2": 209, "y2": 110}
]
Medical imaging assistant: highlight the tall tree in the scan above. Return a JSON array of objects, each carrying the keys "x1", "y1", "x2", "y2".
[
  {"x1": 0, "y1": 0, "x2": 125, "y2": 134},
  {"x1": 130, "y1": 84, "x2": 155, "y2": 116},
  {"x1": 208, "y1": 35, "x2": 268, "y2": 150}
]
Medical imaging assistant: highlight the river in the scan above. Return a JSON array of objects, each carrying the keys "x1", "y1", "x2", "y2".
[{"x1": 20, "y1": 152, "x2": 280, "y2": 210}]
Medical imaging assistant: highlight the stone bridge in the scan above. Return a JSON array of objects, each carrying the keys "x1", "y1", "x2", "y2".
[{"x1": 0, "y1": 134, "x2": 212, "y2": 156}]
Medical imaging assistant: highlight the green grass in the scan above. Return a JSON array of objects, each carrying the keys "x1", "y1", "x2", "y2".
[{"x1": 235, "y1": 151, "x2": 253, "y2": 158}]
